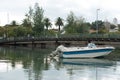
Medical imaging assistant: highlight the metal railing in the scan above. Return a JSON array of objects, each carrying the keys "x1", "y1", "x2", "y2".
[{"x1": 0, "y1": 34, "x2": 120, "y2": 43}]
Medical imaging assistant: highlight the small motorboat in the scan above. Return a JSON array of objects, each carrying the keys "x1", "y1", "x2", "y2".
[{"x1": 55, "y1": 43, "x2": 115, "y2": 58}]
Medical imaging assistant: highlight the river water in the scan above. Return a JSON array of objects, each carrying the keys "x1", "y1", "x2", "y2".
[{"x1": 0, "y1": 46, "x2": 120, "y2": 80}]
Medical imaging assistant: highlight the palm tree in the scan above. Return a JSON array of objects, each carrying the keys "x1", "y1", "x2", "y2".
[
  {"x1": 55, "y1": 17, "x2": 64, "y2": 32},
  {"x1": 44, "y1": 18, "x2": 52, "y2": 30}
]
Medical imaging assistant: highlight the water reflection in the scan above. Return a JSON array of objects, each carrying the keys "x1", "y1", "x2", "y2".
[
  {"x1": 61, "y1": 58, "x2": 115, "y2": 67},
  {"x1": 0, "y1": 47, "x2": 120, "y2": 80},
  {"x1": 49, "y1": 58, "x2": 120, "y2": 80},
  {"x1": 60, "y1": 58, "x2": 116, "y2": 80},
  {"x1": 0, "y1": 60, "x2": 12, "y2": 72},
  {"x1": 0, "y1": 47, "x2": 52, "y2": 80}
]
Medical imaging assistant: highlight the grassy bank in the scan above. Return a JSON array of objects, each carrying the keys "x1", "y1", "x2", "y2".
[{"x1": 104, "y1": 48, "x2": 120, "y2": 60}]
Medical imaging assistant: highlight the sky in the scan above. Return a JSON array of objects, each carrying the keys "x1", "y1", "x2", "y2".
[{"x1": 0, "y1": 0, "x2": 120, "y2": 26}]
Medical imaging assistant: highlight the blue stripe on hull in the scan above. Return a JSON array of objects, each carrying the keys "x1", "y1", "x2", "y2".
[{"x1": 63, "y1": 48, "x2": 113, "y2": 55}]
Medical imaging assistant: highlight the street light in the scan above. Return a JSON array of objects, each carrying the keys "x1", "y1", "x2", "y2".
[{"x1": 96, "y1": 9, "x2": 100, "y2": 34}]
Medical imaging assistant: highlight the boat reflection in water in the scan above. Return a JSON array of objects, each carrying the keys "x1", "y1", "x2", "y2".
[
  {"x1": 61, "y1": 58, "x2": 115, "y2": 67},
  {"x1": 55, "y1": 58, "x2": 116, "y2": 80}
]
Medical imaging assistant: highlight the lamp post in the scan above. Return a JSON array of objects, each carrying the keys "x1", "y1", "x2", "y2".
[{"x1": 96, "y1": 9, "x2": 100, "y2": 34}]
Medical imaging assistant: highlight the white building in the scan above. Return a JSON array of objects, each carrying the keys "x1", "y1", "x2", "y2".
[{"x1": 110, "y1": 18, "x2": 119, "y2": 32}]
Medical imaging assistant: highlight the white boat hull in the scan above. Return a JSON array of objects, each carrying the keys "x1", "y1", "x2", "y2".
[
  {"x1": 56, "y1": 45, "x2": 115, "y2": 58},
  {"x1": 62, "y1": 51, "x2": 111, "y2": 58}
]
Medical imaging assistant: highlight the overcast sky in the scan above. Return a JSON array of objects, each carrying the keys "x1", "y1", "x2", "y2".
[{"x1": 0, "y1": 0, "x2": 120, "y2": 26}]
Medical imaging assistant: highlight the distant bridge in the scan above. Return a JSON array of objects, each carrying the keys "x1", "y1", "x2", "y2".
[{"x1": 0, "y1": 34, "x2": 120, "y2": 48}]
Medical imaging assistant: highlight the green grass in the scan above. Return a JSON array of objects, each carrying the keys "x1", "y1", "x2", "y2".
[{"x1": 104, "y1": 48, "x2": 120, "y2": 61}]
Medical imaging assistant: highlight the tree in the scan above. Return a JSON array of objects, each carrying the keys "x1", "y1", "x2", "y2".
[
  {"x1": 91, "y1": 20, "x2": 104, "y2": 31},
  {"x1": 98, "y1": 27, "x2": 108, "y2": 34},
  {"x1": 6, "y1": 26, "x2": 16, "y2": 37},
  {"x1": 55, "y1": 17, "x2": 64, "y2": 32},
  {"x1": 64, "y1": 11, "x2": 76, "y2": 34},
  {"x1": 118, "y1": 24, "x2": 120, "y2": 32},
  {"x1": 22, "y1": 19, "x2": 32, "y2": 27},
  {"x1": 11, "y1": 20, "x2": 18, "y2": 26},
  {"x1": 44, "y1": 18, "x2": 52, "y2": 30},
  {"x1": 110, "y1": 24, "x2": 117, "y2": 29},
  {"x1": 66, "y1": 11, "x2": 76, "y2": 26},
  {"x1": 28, "y1": 6, "x2": 33, "y2": 22},
  {"x1": 13, "y1": 27, "x2": 27, "y2": 37},
  {"x1": 76, "y1": 23, "x2": 90, "y2": 34},
  {"x1": 33, "y1": 3, "x2": 44, "y2": 35},
  {"x1": 64, "y1": 11, "x2": 90, "y2": 34},
  {"x1": 0, "y1": 27, "x2": 4, "y2": 37},
  {"x1": 22, "y1": 6, "x2": 33, "y2": 28}
]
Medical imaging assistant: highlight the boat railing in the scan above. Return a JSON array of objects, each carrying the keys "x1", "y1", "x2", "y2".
[{"x1": 97, "y1": 45, "x2": 114, "y2": 48}]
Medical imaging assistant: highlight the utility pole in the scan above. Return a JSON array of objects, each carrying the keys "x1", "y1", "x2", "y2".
[
  {"x1": 96, "y1": 9, "x2": 100, "y2": 34},
  {"x1": 7, "y1": 13, "x2": 9, "y2": 24}
]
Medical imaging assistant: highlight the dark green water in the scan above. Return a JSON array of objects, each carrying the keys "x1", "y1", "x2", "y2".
[{"x1": 0, "y1": 46, "x2": 120, "y2": 80}]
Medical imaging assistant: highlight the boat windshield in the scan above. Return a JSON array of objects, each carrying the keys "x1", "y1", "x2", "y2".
[{"x1": 87, "y1": 43, "x2": 96, "y2": 48}]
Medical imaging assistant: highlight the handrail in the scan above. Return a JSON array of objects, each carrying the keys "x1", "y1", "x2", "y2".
[{"x1": 0, "y1": 34, "x2": 120, "y2": 43}]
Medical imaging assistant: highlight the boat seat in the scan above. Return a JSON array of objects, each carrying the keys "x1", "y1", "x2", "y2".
[{"x1": 87, "y1": 43, "x2": 96, "y2": 48}]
